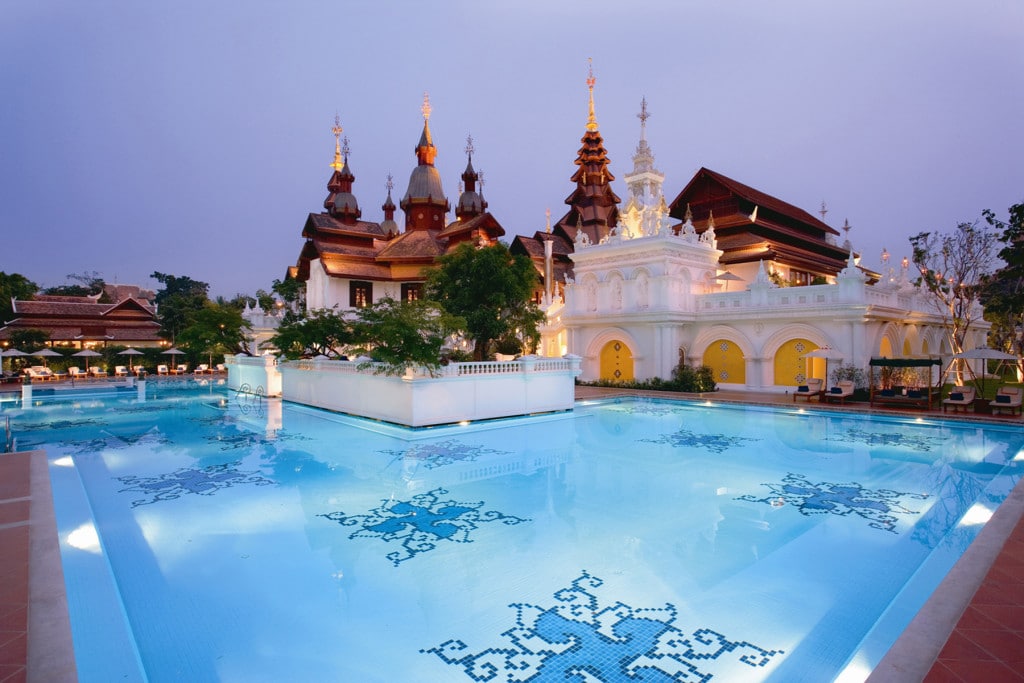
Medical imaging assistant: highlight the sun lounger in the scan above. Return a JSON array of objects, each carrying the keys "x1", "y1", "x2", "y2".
[
  {"x1": 157, "y1": 364, "x2": 169, "y2": 375},
  {"x1": 25, "y1": 366, "x2": 56, "y2": 382},
  {"x1": 132, "y1": 366, "x2": 147, "y2": 376},
  {"x1": 823, "y1": 380, "x2": 855, "y2": 404},
  {"x1": 942, "y1": 386, "x2": 976, "y2": 413},
  {"x1": 215, "y1": 363, "x2": 226, "y2": 373},
  {"x1": 793, "y1": 378, "x2": 823, "y2": 402},
  {"x1": 194, "y1": 364, "x2": 212, "y2": 375},
  {"x1": 171, "y1": 363, "x2": 189, "y2": 375},
  {"x1": 89, "y1": 367, "x2": 108, "y2": 378},
  {"x1": 990, "y1": 386, "x2": 1023, "y2": 416},
  {"x1": 68, "y1": 367, "x2": 88, "y2": 379},
  {"x1": 114, "y1": 366, "x2": 129, "y2": 377}
]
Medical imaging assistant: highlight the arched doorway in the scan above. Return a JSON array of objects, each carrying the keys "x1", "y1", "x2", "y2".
[
  {"x1": 774, "y1": 338, "x2": 815, "y2": 386},
  {"x1": 599, "y1": 340, "x2": 634, "y2": 381},
  {"x1": 702, "y1": 339, "x2": 745, "y2": 384}
]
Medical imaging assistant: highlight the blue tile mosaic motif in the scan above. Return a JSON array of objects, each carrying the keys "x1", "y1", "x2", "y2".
[
  {"x1": 15, "y1": 417, "x2": 108, "y2": 431},
  {"x1": 606, "y1": 402, "x2": 686, "y2": 416},
  {"x1": 827, "y1": 428, "x2": 945, "y2": 452},
  {"x1": 205, "y1": 429, "x2": 309, "y2": 451},
  {"x1": 378, "y1": 440, "x2": 509, "y2": 470},
  {"x1": 116, "y1": 461, "x2": 275, "y2": 507},
  {"x1": 319, "y1": 487, "x2": 529, "y2": 566},
  {"x1": 423, "y1": 571, "x2": 783, "y2": 681},
  {"x1": 641, "y1": 429, "x2": 760, "y2": 454},
  {"x1": 737, "y1": 473, "x2": 929, "y2": 533}
]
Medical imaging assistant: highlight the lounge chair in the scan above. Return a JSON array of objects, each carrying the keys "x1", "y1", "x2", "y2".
[
  {"x1": 67, "y1": 367, "x2": 87, "y2": 380},
  {"x1": 194, "y1": 364, "x2": 211, "y2": 375},
  {"x1": 132, "y1": 366, "x2": 147, "y2": 376},
  {"x1": 215, "y1": 363, "x2": 226, "y2": 373},
  {"x1": 823, "y1": 380, "x2": 855, "y2": 404},
  {"x1": 990, "y1": 386, "x2": 1023, "y2": 417},
  {"x1": 157, "y1": 364, "x2": 169, "y2": 376},
  {"x1": 793, "y1": 378, "x2": 823, "y2": 402},
  {"x1": 171, "y1": 363, "x2": 189, "y2": 375},
  {"x1": 25, "y1": 366, "x2": 55, "y2": 382},
  {"x1": 114, "y1": 366, "x2": 129, "y2": 377},
  {"x1": 89, "y1": 367, "x2": 108, "y2": 378},
  {"x1": 942, "y1": 386, "x2": 976, "y2": 413}
]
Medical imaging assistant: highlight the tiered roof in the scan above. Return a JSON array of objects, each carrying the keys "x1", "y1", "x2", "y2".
[{"x1": 0, "y1": 295, "x2": 161, "y2": 344}]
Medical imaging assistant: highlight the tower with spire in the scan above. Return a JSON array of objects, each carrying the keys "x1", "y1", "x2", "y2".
[
  {"x1": 455, "y1": 135, "x2": 487, "y2": 222},
  {"x1": 400, "y1": 92, "x2": 450, "y2": 231},
  {"x1": 323, "y1": 116, "x2": 361, "y2": 225},
  {"x1": 618, "y1": 97, "x2": 669, "y2": 239},
  {"x1": 552, "y1": 59, "x2": 620, "y2": 245}
]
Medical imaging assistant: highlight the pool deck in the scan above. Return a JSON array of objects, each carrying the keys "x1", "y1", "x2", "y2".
[{"x1": 5, "y1": 383, "x2": 1023, "y2": 682}]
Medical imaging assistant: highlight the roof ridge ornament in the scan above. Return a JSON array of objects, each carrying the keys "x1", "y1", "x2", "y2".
[
  {"x1": 586, "y1": 58, "x2": 598, "y2": 132},
  {"x1": 421, "y1": 91, "x2": 432, "y2": 122}
]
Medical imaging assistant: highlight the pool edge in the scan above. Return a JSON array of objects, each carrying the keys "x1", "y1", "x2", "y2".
[
  {"x1": 866, "y1": 470, "x2": 1024, "y2": 682},
  {"x1": 27, "y1": 449, "x2": 78, "y2": 683}
]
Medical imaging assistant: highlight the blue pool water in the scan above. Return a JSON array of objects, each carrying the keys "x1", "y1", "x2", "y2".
[{"x1": 5, "y1": 382, "x2": 1024, "y2": 682}]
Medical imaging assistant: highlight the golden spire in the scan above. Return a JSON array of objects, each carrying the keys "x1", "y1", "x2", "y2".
[
  {"x1": 586, "y1": 58, "x2": 598, "y2": 132},
  {"x1": 421, "y1": 91, "x2": 432, "y2": 122},
  {"x1": 330, "y1": 114, "x2": 344, "y2": 172},
  {"x1": 545, "y1": 207, "x2": 551, "y2": 233}
]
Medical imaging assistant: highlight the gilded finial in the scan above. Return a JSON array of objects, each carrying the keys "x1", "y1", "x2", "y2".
[
  {"x1": 478, "y1": 169, "x2": 485, "y2": 191},
  {"x1": 330, "y1": 114, "x2": 344, "y2": 172},
  {"x1": 586, "y1": 57, "x2": 598, "y2": 132},
  {"x1": 421, "y1": 91, "x2": 432, "y2": 122},
  {"x1": 465, "y1": 134, "x2": 474, "y2": 160},
  {"x1": 386, "y1": 173, "x2": 394, "y2": 194},
  {"x1": 819, "y1": 201, "x2": 828, "y2": 222},
  {"x1": 342, "y1": 136, "x2": 350, "y2": 160},
  {"x1": 545, "y1": 208, "x2": 551, "y2": 234}
]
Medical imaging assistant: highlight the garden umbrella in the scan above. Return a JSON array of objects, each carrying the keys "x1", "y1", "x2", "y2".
[
  {"x1": 72, "y1": 349, "x2": 102, "y2": 371},
  {"x1": 951, "y1": 348, "x2": 1020, "y2": 394},
  {"x1": 805, "y1": 346, "x2": 844, "y2": 385},
  {"x1": 715, "y1": 271, "x2": 743, "y2": 292},
  {"x1": 162, "y1": 347, "x2": 185, "y2": 371},
  {"x1": 1, "y1": 349, "x2": 27, "y2": 373},
  {"x1": 32, "y1": 348, "x2": 63, "y2": 367},
  {"x1": 119, "y1": 347, "x2": 143, "y2": 370}
]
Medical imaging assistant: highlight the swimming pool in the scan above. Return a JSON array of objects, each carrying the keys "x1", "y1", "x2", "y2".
[{"x1": 6, "y1": 383, "x2": 1024, "y2": 681}]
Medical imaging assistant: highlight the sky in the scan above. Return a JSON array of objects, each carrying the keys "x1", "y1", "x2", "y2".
[{"x1": 2, "y1": 1, "x2": 1022, "y2": 299}]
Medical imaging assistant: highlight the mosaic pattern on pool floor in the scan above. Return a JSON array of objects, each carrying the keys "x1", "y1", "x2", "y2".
[
  {"x1": 378, "y1": 440, "x2": 510, "y2": 469},
  {"x1": 319, "y1": 487, "x2": 529, "y2": 566},
  {"x1": 737, "y1": 473, "x2": 929, "y2": 532},
  {"x1": 423, "y1": 570, "x2": 783, "y2": 681},
  {"x1": 115, "y1": 461, "x2": 276, "y2": 507},
  {"x1": 204, "y1": 429, "x2": 310, "y2": 451},
  {"x1": 826, "y1": 428, "x2": 946, "y2": 452},
  {"x1": 641, "y1": 429, "x2": 761, "y2": 454}
]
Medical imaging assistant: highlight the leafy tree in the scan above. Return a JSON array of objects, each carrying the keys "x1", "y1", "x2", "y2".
[
  {"x1": 272, "y1": 277, "x2": 305, "y2": 312},
  {"x1": 9, "y1": 328, "x2": 49, "y2": 350},
  {"x1": 43, "y1": 271, "x2": 107, "y2": 300},
  {"x1": 0, "y1": 272, "x2": 38, "y2": 323},
  {"x1": 352, "y1": 297, "x2": 464, "y2": 376},
  {"x1": 978, "y1": 200, "x2": 1024, "y2": 377},
  {"x1": 910, "y1": 222, "x2": 997, "y2": 357},
  {"x1": 151, "y1": 272, "x2": 210, "y2": 343},
  {"x1": 177, "y1": 303, "x2": 253, "y2": 364},
  {"x1": 270, "y1": 308, "x2": 357, "y2": 359},
  {"x1": 424, "y1": 242, "x2": 544, "y2": 361}
]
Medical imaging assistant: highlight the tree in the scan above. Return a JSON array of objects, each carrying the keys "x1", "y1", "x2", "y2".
[
  {"x1": 270, "y1": 308, "x2": 358, "y2": 359},
  {"x1": 910, "y1": 222, "x2": 997, "y2": 356},
  {"x1": 272, "y1": 277, "x2": 305, "y2": 312},
  {"x1": 0, "y1": 272, "x2": 38, "y2": 323},
  {"x1": 177, "y1": 303, "x2": 253, "y2": 364},
  {"x1": 151, "y1": 272, "x2": 210, "y2": 343},
  {"x1": 352, "y1": 297, "x2": 464, "y2": 376},
  {"x1": 43, "y1": 271, "x2": 107, "y2": 300},
  {"x1": 424, "y1": 242, "x2": 544, "y2": 361},
  {"x1": 9, "y1": 328, "x2": 49, "y2": 350},
  {"x1": 978, "y1": 200, "x2": 1024, "y2": 378}
]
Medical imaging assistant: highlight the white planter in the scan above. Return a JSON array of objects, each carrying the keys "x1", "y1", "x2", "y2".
[{"x1": 261, "y1": 356, "x2": 581, "y2": 427}]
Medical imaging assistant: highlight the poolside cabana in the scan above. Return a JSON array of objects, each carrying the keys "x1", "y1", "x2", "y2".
[{"x1": 869, "y1": 357, "x2": 942, "y2": 409}]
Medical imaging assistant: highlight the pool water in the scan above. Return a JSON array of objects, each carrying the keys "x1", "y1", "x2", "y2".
[{"x1": 5, "y1": 383, "x2": 1024, "y2": 682}]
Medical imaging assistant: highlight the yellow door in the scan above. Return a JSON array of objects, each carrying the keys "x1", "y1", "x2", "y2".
[{"x1": 599, "y1": 340, "x2": 634, "y2": 381}]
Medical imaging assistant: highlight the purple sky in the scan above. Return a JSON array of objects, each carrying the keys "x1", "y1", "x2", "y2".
[{"x1": 3, "y1": 2, "x2": 1021, "y2": 299}]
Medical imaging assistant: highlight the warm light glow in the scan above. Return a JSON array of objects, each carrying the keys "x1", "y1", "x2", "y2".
[{"x1": 67, "y1": 523, "x2": 102, "y2": 554}]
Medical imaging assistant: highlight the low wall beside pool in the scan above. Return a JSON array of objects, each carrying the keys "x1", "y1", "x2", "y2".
[{"x1": 226, "y1": 354, "x2": 582, "y2": 427}]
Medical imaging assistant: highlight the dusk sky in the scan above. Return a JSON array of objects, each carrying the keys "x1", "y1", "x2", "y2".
[{"x1": 3, "y1": 1, "x2": 1021, "y2": 299}]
